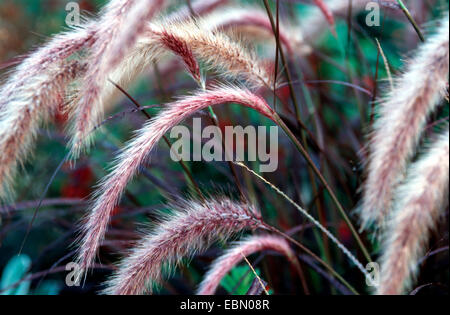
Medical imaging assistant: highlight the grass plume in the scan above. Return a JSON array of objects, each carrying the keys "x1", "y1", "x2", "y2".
[
  {"x1": 76, "y1": 86, "x2": 275, "y2": 272},
  {"x1": 0, "y1": 60, "x2": 86, "y2": 201},
  {"x1": 377, "y1": 127, "x2": 449, "y2": 294},
  {"x1": 197, "y1": 234, "x2": 300, "y2": 295},
  {"x1": 70, "y1": 0, "x2": 165, "y2": 157},
  {"x1": 148, "y1": 18, "x2": 276, "y2": 88},
  {"x1": 69, "y1": 15, "x2": 275, "y2": 154},
  {"x1": 361, "y1": 15, "x2": 449, "y2": 229}
]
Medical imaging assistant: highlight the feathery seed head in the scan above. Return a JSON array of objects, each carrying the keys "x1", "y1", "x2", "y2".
[
  {"x1": 149, "y1": 18, "x2": 276, "y2": 89},
  {"x1": 70, "y1": 0, "x2": 165, "y2": 157},
  {"x1": 76, "y1": 86, "x2": 275, "y2": 272},
  {"x1": 148, "y1": 28, "x2": 203, "y2": 85},
  {"x1": 103, "y1": 197, "x2": 264, "y2": 295},
  {"x1": 360, "y1": 15, "x2": 449, "y2": 229},
  {"x1": 377, "y1": 127, "x2": 449, "y2": 294},
  {"x1": 0, "y1": 60, "x2": 86, "y2": 202},
  {"x1": 197, "y1": 234, "x2": 299, "y2": 295}
]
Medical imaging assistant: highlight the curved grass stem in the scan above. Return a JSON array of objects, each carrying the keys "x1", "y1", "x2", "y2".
[
  {"x1": 273, "y1": 113, "x2": 372, "y2": 263},
  {"x1": 264, "y1": 223, "x2": 360, "y2": 295},
  {"x1": 109, "y1": 80, "x2": 205, "y2": 202}
]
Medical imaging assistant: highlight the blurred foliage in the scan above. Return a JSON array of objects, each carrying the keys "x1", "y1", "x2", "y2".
[{"x1": 0, "y1": 254, "x2": 61, "y2": 295}]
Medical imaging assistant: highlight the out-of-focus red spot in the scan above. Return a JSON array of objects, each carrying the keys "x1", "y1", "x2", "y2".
[
  {"x1": 277, "y1": 86, "x2": 291, "y2": 105},
  {"x1": 110, "y1": 206, "x2": 124, "y2": 226},
  {"x1": 338, "y1": 221, "x2": 352, "y2": 243},
  {"x1": 70, "y1": 165, "x2": 94, "y2": 186},
  {"x1": 61, "y1": 184, "x2": 90, "y2": 199},
  {"x1": 61, "y1": 165, "x2": 94, "y2": 198},
  {"x1": 111, "y1": 206, "x2": 123, "y2": 217},
  {"x1": 79, "y1": 0, "x2": 96, "y2": 12},
  {"x1": 362, "y1": 76, "x2": 375, "y2": 92}
]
